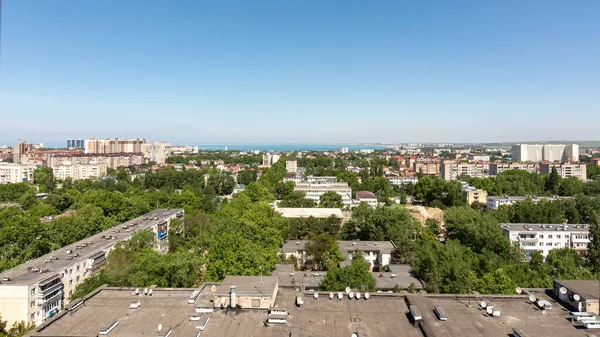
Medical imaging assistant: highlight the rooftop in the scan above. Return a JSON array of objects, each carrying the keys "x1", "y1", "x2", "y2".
[
  {"x1": 501, "y1": 223, "x2": 590, "y2": 232},
  {"x1": 281, "y1": 240, "x2": 395, "y2": 255},
  {"x1": 488, "y1": 195, "x2": 573, "y2": 201},
  {"x1": 356, "y1": 191, "x2": 378, "y2": 199},
  {"x1": 0, "y1": 208, "x2": 183, "y2": 286},
  {"x1": 555, "y1": 280, "x2": 600, "y2": 301},
  {"x1": 276, "y1": 207, "x2": 343, "y2": 218},
  {"x1": 216, "y1": 276, "x2": 278, "y2": 297}
]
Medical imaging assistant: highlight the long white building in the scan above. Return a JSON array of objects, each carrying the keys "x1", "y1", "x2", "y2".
[
  {"x1": 440, "y1": 162, "x2": 485, "y2": 181},
  {"x1": 539, "y1": 163, "x2": 587, "y2": 180},
  {"x1": 501, "y1": 223, "x2": 590, "y2": 257},
  {"x1": 0, "y1": 163, "x2": 35, "y2": 184},
  {"x1": 486, "y1": 195, "x2": 572, "y2": 210},
  {"x1": 294, "y1": 182, "x2": 352, "y2": 206},
  {"x1": 52, "y1": 162, "x2": 107, "y2": 181},
  {"x1": 0, "y1": 209, "x2": 183, "y2": 328},
  {"x1": 512, "y1": 144, "x2": 579, "y2": 163}
]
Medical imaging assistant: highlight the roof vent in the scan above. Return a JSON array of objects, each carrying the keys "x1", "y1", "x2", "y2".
[
  {"x1": 130, "y1": 301, "x2": 141, "y2": 309},
  {"x1": 99, "y1": 321, "x2": 119, "y2": 335}
]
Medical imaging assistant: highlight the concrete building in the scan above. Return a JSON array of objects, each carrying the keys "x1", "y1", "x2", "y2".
[
  {"x1": 306, "y1": 176, "x2": 337, "y2": 184},
  {"x1": 489, "y1": 162, "x2": 538, "y2": 175},
  {"x1": 52, "y1": 162, "x2": 107, "y2": 181},
  {"x1": 283, "y1": 172, "x2": 304, "y2": 184},
  {"x1": 0, "y1": 209, "x2": 183, "y2": 327},
  {"x1": 461, "y1": 183, "x2": 487, "y2": 205},
  {"x1": 440, "y1": 162, "x2": 485, "y2": 181},
  {"x1": 355, "y1": 191, "x2": 378, "y2": 207},
  {"x1": 84, "y1": 138, "x2": 146, "y2": 154},
  {"x1": 539, "y1": 163, "x2": 587, "y2": 180},
  {"x1": 0, "y1": 163, "x2": 35, "y2": 184},
  {"x1": 486, "y1": 195, "x2": 572, "y2": 210},
  {"x1": 386, "y1": 176, "x2": 419, "y2": 186},
  {"x1": 554, "y1": 280, "x2": 600, "y2": 315},
  {"x1": 285, "y1": 159, "x2": 297, "y2": 173},
  {"x1": 501, "y1": 223, "x2": 590, "y2": 257},
  {"x1": 141, "y1": 142, "x2": 170, "y2": 164},
  {"x1": 261, "y1": 152, "x2": 281, "y2": 167},
  {"x1": 281, "y1": 240, "x2": 394, "y2": 271},
  {"x1": 275, "y1": 207, "x2": 343, "y2": 219},
  {"x1": 512, "y1": 144, "x2": 579, "y2": 163},
  {"x1": 413, "y1": 162, "x2": 439, "y2": 176},
  {"x1": 294, "y1": 182, "x2": 352, "y2": 207},
  {"x1": 66, "y1": 139, "x2": 84, "y2": 149},
  {"x1": 47, "y1": 153, "x2": 144, "y2": 170},
  {"x1": 214, "y1": 276, "x2": 278, "y2": 310},
  {"x1": 468, "y1": 154, "x2": 490, "y2": 162}
]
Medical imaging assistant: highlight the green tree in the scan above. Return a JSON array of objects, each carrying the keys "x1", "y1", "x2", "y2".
[
  {"x1": 319, "y1": 252, "x2": 376, "y2": 291},
  {"x1": 545, "y1": 166, "x2": 561, "y2": 195},
  {"x1": 319, "y1": 191, "x2": 344, "y2": 208},
  {"x1": 305, "y1": 233, "x2": 344, "y2": 270}
]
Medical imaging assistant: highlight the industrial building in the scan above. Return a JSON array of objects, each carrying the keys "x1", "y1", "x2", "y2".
[
  {"x1": 501, "y1": 223, "x2": 590, "y2": 257},
  {"x1": 0, "y1": 209, "x2": 183, "y2": 328}
]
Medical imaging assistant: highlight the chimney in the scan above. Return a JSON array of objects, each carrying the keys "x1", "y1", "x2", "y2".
[{"x1": 230, "y1": 286, "x2": 237, "y2": 308}]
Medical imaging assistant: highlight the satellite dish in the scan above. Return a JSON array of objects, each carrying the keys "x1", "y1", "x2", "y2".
[
  {"x1": 578, "y1": 302, "x2": 583, "y2": 312},
  {"x1": 356, "y1": 292, "x2": 361, "y2": 300},
  {"x1": 148, "y1": 289, "x2": 153, "y2": 296},
  {"x1": 338, "y1": 292, "x2": 343, "y2": 300},
  {"x1": 135, "y1": 288, "x2": 140, "y2": 295},
  {"x1": 537, "y1": 300, "x2": 544, "y2": 307},
  {"x1": 516, "y1": 287, "x2": 522, "y2": 294},
  {"x1": 349, "y1": 292, "x2": 355, "y2": 299},
  {"x1": 211, "y1": 285, "x2": 217, "y2": 292},
  {"x1": 574, "y1": 294, "x2": 581, "y2": 301},
  {"x1": 364, "y1": 292, "x2": 370, "y2": 300},
  {"x1": 560, "y1": 287, "x2": 568, "y2": 295},
  {"x1": 314, "y1": 293, "x2": 319, "y2": 299},
  {"x1": 480, "y1": 301, "x2": 487, "y2": 308},
  {"x1": 157, "y1": 324, "x2": 163, "y2": 332},
  {"x1": 329, "y1": 293, "x2": 334, "y2": 299},
  {"x1": 529, "y1": 294, "x2": 536, "y2": 302},
  {"x1": 345, "y1": 287, "x2": 351, "y2": 294}
]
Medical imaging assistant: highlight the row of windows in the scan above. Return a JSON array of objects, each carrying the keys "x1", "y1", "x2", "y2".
[{"x1": 517, "y1": 234, "x2": 572, "y2": 239}]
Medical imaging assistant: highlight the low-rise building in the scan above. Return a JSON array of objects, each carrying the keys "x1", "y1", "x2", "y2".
[
  {"x1": 486, "y1": 195, "x2": 572, "y2": 210},
  {"x1": 275, "y1": 207, "x2": 343, "y2": 219},
  {"x1": 355, "y1": 191, "x2": 378, "y2": 207},
  {"x1": 283, "y1": 172, "x2": 304, "y2": 184},
  {"x1": 489, "y1": 162, "x2": 538, "y2": 175},
  {"x1": 501, "y1": 223, "x2": 590, "y2": 257},
  {"x1": 294, "y1": 182, "x2": 352, "y2": 207},
  {"x1": 553, "y1": 280, "x2": 600, "y2": 315},
  {"x1": 0, "y1": 163, "x2": 35, "y2": 184},
  {"x1": 0, "y1": 209, "x2": 183, "y2": 327},
  {"x1": 214, "y1": 276, "x2": 278, "y2": 310},
  {"x1": 540, "y1": 163, "x2": 587, "y2": 180},
  {"x1": 386, "y1": 176, "x2": 419, "y2": 186},
  {"x1": 468, "y1": 154, "x2": 490, "y2": 162},
  {"x1": 285, "y1": 159, "x2": 297, "y2": 173}
]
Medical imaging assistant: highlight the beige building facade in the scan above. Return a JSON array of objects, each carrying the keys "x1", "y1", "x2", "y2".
[{"x1": 0, "y1": 163, "x2": 35, "y2": 184}]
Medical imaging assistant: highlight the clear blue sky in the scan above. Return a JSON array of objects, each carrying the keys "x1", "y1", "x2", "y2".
[{"x1": 0, "y1": 0, "x2": 599, "y2": 146}]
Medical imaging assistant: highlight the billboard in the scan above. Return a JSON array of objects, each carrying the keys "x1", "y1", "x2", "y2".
[{"x1": 157, "y1": 221, "x2": 168, "y2": 239}]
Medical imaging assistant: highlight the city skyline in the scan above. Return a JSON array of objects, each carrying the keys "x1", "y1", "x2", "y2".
[{"x1": 1, "y1": 1, "x2": 599, "y2": 144}]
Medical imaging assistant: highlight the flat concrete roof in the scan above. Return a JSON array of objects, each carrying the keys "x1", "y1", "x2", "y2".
[
  {"x1": 0, "y1": 209, "x2": 183, "y2": 286},
  {"x1": 555, "y1": 280, "x2": 600, "y2": 301},
  {"x1": 281, "y1": 240, "x2": 395, "y2": 255},
  {"x1": 216, "y1": 276, "x2": 278, "y2": 297},
  {"x1": 408, "y1": 293, "x2": 590, "y2": 337},
  {"x1": 27, "y1": 287, "x2": 199, "y2": 337},
  {"x1": 276, "y1": 207, "x2": 343, "y2": 218},
  {"x1": 501, "y1": 223, "x2": 590, "y2": 233}
]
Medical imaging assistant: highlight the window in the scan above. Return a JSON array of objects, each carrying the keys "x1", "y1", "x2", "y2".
[
  {"x1": 69, "y1": 280, "x2": 72, "y2": 285},
  {"x1": 76, "y1": 265, "x2": 80, "y2": 272},
  {"x1": 31, "y1": 301, "x2": 35, "y2": 307},
  {"x1": 31, "y1": 313, "x2": 35, "y2": 320},
  {"x1": 557, "y1": 235, "x2": 561, "y2": 239},
  {"x1": 548, "y1": 235, "x2": 553, "y2": 239},
  {"x1": 76, "y1": 276, "x2": 80, "y2": 282},
  {"x1": 252, "y1": 299, "x2": 260, "y2": 307},
  {"x1": 547, "y1": 242, "x2": 553, "y2": 246},
  {"x1": 31, "y1": 288, "x2": 36, "y2": 296},
  {"x1": 539, "y1": 235, "x2": 544, "y2": 239},
  {"x1": 565, "y1": 235, "x2": 570, "y2": 239},
  {"x1": 539, "y1": 242, "x2": 544, "y2": 246}
]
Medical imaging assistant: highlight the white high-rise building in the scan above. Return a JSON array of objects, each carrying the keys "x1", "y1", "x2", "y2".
[
  {"x1": 141, "y1": 142, "x2": 170, "y2": 164},
  {"x1": 0, "y1": 163, "x2": 35, "y2": 184},
  {"x1": 512, "y1": 144, "x2": 579, "y2": 163}
]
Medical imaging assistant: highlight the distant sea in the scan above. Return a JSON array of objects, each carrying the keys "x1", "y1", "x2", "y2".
[{"x1": 195, "y1": 143, "x2": 388, "y2": 152}]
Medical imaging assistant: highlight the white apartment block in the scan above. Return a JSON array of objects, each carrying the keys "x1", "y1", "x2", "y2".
[
  {"x1": 539, "y1": 163, "x2": 587, "y2": 180},
  {"x1": 285, "y1": 159, "x2": 297, "y2": 173},
  {"x1": 489, "y1": 162, "x2": 537, "y2": 175},
  {"x1": 48, "y1": 153, "x2": 144, "y2": 170},
  {"x1": 0, "y1": 163, "x2": 35, "y2": 184},
  {"x1": 294, "y1": 182, "x2": 352, "y2": 206},
  {"x1": 486, "y1": 195, "x2": 572, "y2": 210},
  {"x1": 141, "y1": 142, "x2": 170, "y2": 164},
  {"x1": 281, "y1": 240, "x2": 394, "y2": 271},
  {"x1": 501, "y1": 223, "x2": 590, "y2": 257},
  {"x1": 0, "y1": 209, "x2": 183, "y2": 328},
  {"x1": 262, "y1": 153, "x2": 281, "y2": 167},
  {"x1": 512, "y1": 144, "x2": 579, "y2": 163},
  {"x1": 355, "y1": 191, "x2": 378, "y2": 207},
  {"x1": 468, "y1": 154, "x2": 491, "y2": 162},
  {"x1": 52, "y1": 162, "x2": 108, "y2": 181},
  {"x1": 440, "y1": 162, "x2": 485, "y2": 181},
  {"x1": 386, "y1": 176, "x2": 419, "y2": 186}
]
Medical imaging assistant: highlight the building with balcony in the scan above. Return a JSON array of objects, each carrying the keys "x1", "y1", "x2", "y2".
[
  {"x1": 501, "y1": 223, "x2": 590, "y2": 257},
  {"x1": 539, "y1": 163, "x2": 587, "y2": 180},
  {"x1": 386, "y1": 176, "x2": 419, "y2": 186},
  {"x1": 0, "y1": 163, "x2": 35, "y2": 184},
  {"x1": 489, "y1": 162, "x2": 538, "y2": 175},
  {"x1": 285, "y1": 159, "x2": 297, "y2": 173},
  {"x1": 440, "y1": 162, "x2": 485, "y2": 181},
  {"x1": 486, "y1": 195, "x2": 572, "y2": 210},
  {"x1": 0, "y1": 209, "x2": 183, "y2": 328},
  {"x1": 52, "y1": 162, "x2": 107, "y2": 181}
]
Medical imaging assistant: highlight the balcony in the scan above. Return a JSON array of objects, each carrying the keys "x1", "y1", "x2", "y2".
[
  {"x1": 41, "y1": 291, "x2": 63, "y2": 307},
  {"x1": 37, "y1": 282, "x2": 64, "y2": 299}
]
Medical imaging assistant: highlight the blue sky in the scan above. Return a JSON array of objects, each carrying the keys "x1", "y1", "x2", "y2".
[{"x1": 0, "y1": 0, "x2": 599, "y2": 146}]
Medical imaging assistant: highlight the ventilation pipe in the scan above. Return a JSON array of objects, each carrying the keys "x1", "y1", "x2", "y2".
[{"x1": 230, "y1": 286, "x2": 237, "y2": 308}]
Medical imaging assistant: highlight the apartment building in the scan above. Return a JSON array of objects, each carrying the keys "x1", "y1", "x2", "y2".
[
  {"x1": 285, "y1": 159, "x2": 298, "y2": 173},
  {"x1": 294, "y1": 182, "x2": 352, "y2": 206},
  {"x1": 0, "y1": 163, "x2": 35, "y2": 184},
  {"x1": 501, "y1": 223, "x2": 590, "y2": 257},
  {"x1": 355, "y1": 191, "x2": 378, "y2": 207},
  {"x1": 413, "y1": 162, "x2": 439, "y2": 176},
  {"x1": 0, "y1": 209, "x2": 183, "y2": 328},
  {"x1": 460, "y1": 182, "x2": 488, "y2": 205},
  {"x1": 489, "y1": 162, "x2": 537, "y2": 175},
  {"x1": 468, "y1": 154, "x2": 491, "y2": 162},
  {"x1": 48, "y1": 153, "x2": 144, "y2": 170},
  {"x1": 84, "y1": 138, "x2": 146, "y2": 154},
  {"x1": 141, "y1": 142, "x2": 170, "y2": 164},
  {"x1": 539, "y1": 163, "x2": 587, "y2": 180},
  {"x1": 262, "y1": 153, "x2": 281, "y2": 167},
  {"x1": 52, "y1": 162, "x2": 107, "y2": 181},
  {"x1": 281, "y1": 240, "x2": 395, "y2": 271},
  {"x1": 66, "y1": 139, "x2": 84, "y2": 149},
  {"x1": 486, "y1": 195, "x2": 572, "y2": 210},
  {"x1": 512, "y1": 144, "x2": 579, "y2": 163},
  {"x1": 440, "y1": 162, "x2": 485, "y2": 181}
]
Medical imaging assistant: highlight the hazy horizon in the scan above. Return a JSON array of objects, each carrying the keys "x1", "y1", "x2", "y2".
[{"x1": 1, "y1": 1, "x2": 599, "y2": 144}]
